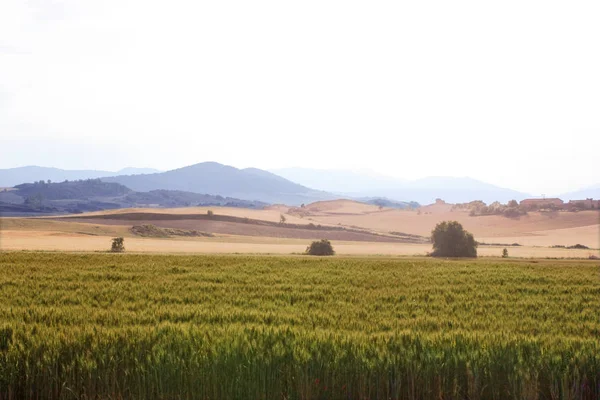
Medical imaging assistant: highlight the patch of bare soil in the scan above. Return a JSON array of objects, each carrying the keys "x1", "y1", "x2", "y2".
[{"x1": 64, "y1": 213, "x2": 428, "y2": 243}]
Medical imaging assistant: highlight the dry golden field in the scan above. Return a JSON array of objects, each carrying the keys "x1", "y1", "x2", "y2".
[
  {"x1": 295, "y1": 200, "x2": 600, "y2": 248},
  {"x1": 1, "y1": 199, "x2": 598, "y2": 257}
]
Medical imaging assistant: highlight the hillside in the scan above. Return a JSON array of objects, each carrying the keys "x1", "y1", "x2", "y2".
[
  {"x1": 0, "y1": 179, "x2": 267, "y2": 215},
  {"x1": 0, "y1": 166, "x2": 160, "y2": 187},
  {"x1": 15, "y1": 179, "x2": 131, "y2": 200},
  {"x1": 103, "y1": 162, "x2": 334, "y2": 205}
]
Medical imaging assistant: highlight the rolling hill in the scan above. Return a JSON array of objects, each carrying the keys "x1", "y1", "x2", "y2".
[{"x1": 0, "y1": 179, "x2": 267, "y2": 215}]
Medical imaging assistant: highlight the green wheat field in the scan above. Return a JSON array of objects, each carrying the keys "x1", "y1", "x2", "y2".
[{"x1": 0, "y1": 252, "x2": 598, "y2": 399}]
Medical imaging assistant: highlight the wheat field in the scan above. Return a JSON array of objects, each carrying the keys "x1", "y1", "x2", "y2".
[{"x1": 0, "y1": 252, "x2": 598, "y2": 399}]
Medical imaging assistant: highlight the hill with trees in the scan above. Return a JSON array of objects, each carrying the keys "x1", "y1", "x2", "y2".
[
  {"x1": 0, "y1": 179, "x2": 267, "y2": 215},
  {"x1": 0, "y1": 166, "x2": 160, "y2": 187}
]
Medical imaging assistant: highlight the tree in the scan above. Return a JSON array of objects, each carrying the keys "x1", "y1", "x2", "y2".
[
  {"x1": 280, "y1": 214, "x2": 286, "y2": 224},
  {"x1": 502, "y1": 248, "x2": 509, "y2": 258},
  {"x1": 111, "y1": 237, "x2": 125, "y2": 252},
  {"x1": 207, "y1": 210, "x2": 214, "y2": 217},
  {"x1": 24, "y1": 194, "x2": 43, "y2": 209},
  {"x1": 508, "y1": 200, "x2": 518, "y2": 208},
  {"x1": 306, "y1": 239, "x2": 335, "y2": 256},
  {"x1": 430, "y1": 221, "x2": 477, "y2": 257}
]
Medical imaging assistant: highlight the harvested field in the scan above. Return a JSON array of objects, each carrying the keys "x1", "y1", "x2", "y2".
[
  {"x1": 38, "y1": 201, "x2": 599, "y2": 248},
  {"x1": 297, "y1": 202, "x2": 600, "y2": 248},
  {"x1": 1, "y1": 201, "x2": 598, "y2": 256},
  {"x1": 59, "y1": 212, "x2": 426, "y2": 243},
  {"x1": 69, "y1": 206, "x2": 312, "y2": 225},
  {"x1": 1, "y1": 229, "x2": 596, "y2": 258}
]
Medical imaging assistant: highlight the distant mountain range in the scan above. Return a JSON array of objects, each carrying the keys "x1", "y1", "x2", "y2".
[
  {"x1": 0, "y1": 164, "x2": 597, "y2": 206},
  {"x1": 558, "y1": 184, "x2": 600, "y2": 201},
  {"x1": 0, "y1": 166, "x2": 160, "y2": 188},
  {"x1": 270, "y1": 168, "x2": 405, "y2": 194},
  {"x1": 271, "y1": 168, "x2": 530, "y2": 204}
]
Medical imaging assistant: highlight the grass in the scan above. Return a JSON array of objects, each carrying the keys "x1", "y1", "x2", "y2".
[{"x1": 0, "y1": 252, "x2": 598, "y2": 399}]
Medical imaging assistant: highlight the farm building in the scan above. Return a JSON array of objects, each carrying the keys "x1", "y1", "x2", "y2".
[
  {"x1": 519, "y1": 198, "x2": 564, "y2": 209},
  {"x1": 567, "y1": 198, "x2": 599, "y2": 210}
]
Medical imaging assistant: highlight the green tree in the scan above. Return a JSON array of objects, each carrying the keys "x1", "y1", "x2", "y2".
[
  {"x1": 430, "y1": 221, "x2": 477, "y2": 257},
  {"x1": 110, "y1": 237, "x2": 125, "y2": 253},
  {"x1": 305, "y1": 239, "x2": 335, "y2": 256},
  {"x1": 502, "y1": 248, "x2": 509, "y2": 258}
]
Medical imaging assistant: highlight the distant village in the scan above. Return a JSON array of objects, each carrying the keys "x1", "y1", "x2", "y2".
[
  {"x1": 447, "y1": 196, "x2": 599, "y2": 218},
  {"x1": 519, "y1": 197, "x2": 599, "y2": 210}
]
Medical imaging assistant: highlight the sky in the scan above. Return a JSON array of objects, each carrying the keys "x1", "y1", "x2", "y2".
[{"x1": 1, "y1": 1, "x2": 599, "y2": 196}]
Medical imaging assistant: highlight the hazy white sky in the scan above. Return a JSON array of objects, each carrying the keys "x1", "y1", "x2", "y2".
[{"x1": 1, "y1": 0, "x2": 598, "y2": 195}]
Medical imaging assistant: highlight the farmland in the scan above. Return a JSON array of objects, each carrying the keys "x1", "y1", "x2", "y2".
[
  {"x1": 0, "y1": 252, "x2": 598, "y2": 399},
  {"x1": 2, "y1": 199, "x2": 599, "y2": 259}
]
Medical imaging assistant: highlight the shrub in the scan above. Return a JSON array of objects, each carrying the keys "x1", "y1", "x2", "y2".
[
  {"x1": 503, "y1": 207, "x2": 526, "y2": 218},
  {"x1": 280, "y1": 214, "x2": 286, "y2": 224},
  {"x1": 305, "y1": 239, "x2": 335, "y2": 256},
  {"x1": 430, "y1": 221, "x2": 477, "y2": 258},
  {"x1": 568, "y1": 244, "x2": 589, "y2": 249},
  {"x1": 110, "y1": 237, "x2": 125, "y2": 253},
  {"x1": 207, "y1": 210, "x2": 214, "y2": 217},
  {"x1": 502, "y1": 248, "x2": 509, "y2": 258}
]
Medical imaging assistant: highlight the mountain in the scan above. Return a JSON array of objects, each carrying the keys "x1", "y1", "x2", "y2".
[
  {"x1": 271, "y1": 168, "x2": 529, "y2": 204},
  {"x1": 270, "y1": 167, "x2": 404, "y2": 194},
  {"x1": 0, "y1": 166, "x2": 160, "y2": 187},
  {"x1": 103, "y1": 162, "x2": 334, "y2": 205},
  {"x1": 559, "y1": 184, "x2": 600, "y2": 201},
  {"x1": 397, "y1": 177, "x2": 530, "y2": 204},
  {"x1": 1, "y1": 164, "x2": 539, "y2": 206}
]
